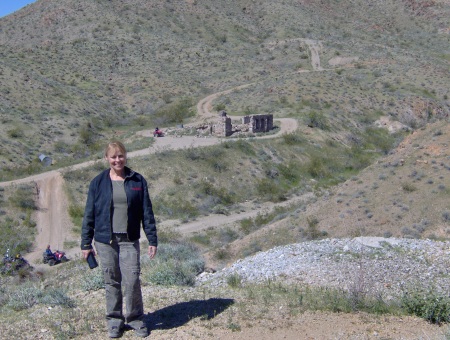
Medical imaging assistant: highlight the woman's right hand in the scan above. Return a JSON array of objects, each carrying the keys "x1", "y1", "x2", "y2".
[{"x1": 82, "y1": 249, "x2": 94, "y2": 260}]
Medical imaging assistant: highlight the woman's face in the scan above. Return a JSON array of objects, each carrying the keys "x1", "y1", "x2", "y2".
[{"x1": 106, "y1": 147, "x2": 126, "y2": 173}]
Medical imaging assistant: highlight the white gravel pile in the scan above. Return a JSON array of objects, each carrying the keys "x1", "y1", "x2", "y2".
[{"x1": 197, "y1": 237, "x2": 450, "y2": 296}]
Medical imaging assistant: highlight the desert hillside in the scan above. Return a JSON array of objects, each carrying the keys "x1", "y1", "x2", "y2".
[{"x1": 0, "y1": 0, "x2": 449, "y2": 339}]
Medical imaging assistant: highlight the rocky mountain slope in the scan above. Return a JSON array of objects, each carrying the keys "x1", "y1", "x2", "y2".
[{"x1": 0, "y1": 0, "x2": 448, "y2": 171}]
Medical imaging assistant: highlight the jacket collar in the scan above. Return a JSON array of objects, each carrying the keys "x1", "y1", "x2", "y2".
[
  {"x1": 103, "y1": 166, "x2": 135, "y2": 180},
  {"x1": 124, "y1": 166, "x2": 135, "y2": 179}
]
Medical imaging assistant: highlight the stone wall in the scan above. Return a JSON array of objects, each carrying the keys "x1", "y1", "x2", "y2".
[
  {"x1": 213, "y1": 113, "x2": 232, "y2": 137},
  {"x1": 242, "y1": 114, "x2": 273, "y2": 133},
  {"x1": 211, "y1": 112, "x2": 273, "y2": 136}
]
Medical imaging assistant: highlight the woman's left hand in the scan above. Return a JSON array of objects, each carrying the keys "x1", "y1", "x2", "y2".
[{"x1": 148, "y1": 246, "x2": 157, "y2": 259}]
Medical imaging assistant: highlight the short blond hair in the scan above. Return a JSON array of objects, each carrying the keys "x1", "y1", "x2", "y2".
[{"x1": 104, "y1": 141, "x2": 127, "y2": 158}]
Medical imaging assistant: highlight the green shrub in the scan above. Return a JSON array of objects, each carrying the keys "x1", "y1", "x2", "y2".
[
  {"x1": 197, "y1": 180, "x2": 235, "y2": 206},
  {"x1": 142, "y1": 241, "x2": 205, "y2": 286},
  {"x1": 344, "y1": 146, "x2": 373, "y2": 172},
  {"x1": 64, "y1": 240, "x2": 78, "y2": 249},
  {"x1": 78, "y1": 124, "x2": 100, "y2": 147},
  {"x1": 7, "y1": 127, "x2": 24, "y2": 138},
  {"x1": 9, "y1": 185, "x2": 37, "y2": 210},
  {"x1": 254, "y1": 211, "x2": 275, "y2": 226},
  {"x1": 68, "y1": 204, "x2": 84, "y2": 225},
  {"x1": 218, "y1": 227, "x2": 239, "y2": 243},
  {"x1": 213, "y1": 248, "x2": 231, "y2": 261},
  {"x1": 222, "y1": 139, "x2": 255, "y2": 155},
  {"x1": 239, "y1": 218, "x2": 253, "y2": 235},
  {"x1": 80, "y1": 268, "x2": 104, "y2": 291},
  {"x1": 301, "y1": 216, "x2": 325, "y2": 240},
  {"x1": 54, "y1": 141, "x2": 71, "y2": 153},
  {"x1": 144, "y1": 261, "x2": 197, "y2": 286},
  {"x1": 183, "y1": 145, "x2": 226, "y2": 163},
  {"x1": 212, "y1": 204, "x2": 230, "y2": 215},
  {"x1": 39, "y1": 288, "x2": 76, "y2": 308},
  {"x1": 363, "y1": 127, "x2": 396, "y2": 154},
  {"x1": 189, "y1": 233, "x2": 211, "y2": 246},
  {"x1": 278, "y1": 161, "x2": 301, "y2": 183},
  {"x1": 4, "y1": 283, "x2": 76, "y2": 311},
  {"x1": 22, "y1": 210, "x2": 36, "y2": 228},
  {"x1": 244, "y1": 106, "x2": 257, "y2": 115},
  {"x1": 305, "y1": 111, "x2": 328, "y2": 130},
  {"x1": 241, "y1": 240, "x2": 263, "y2": 257},
  {"x1": 245, "y1": 282, "x2": 398, "y2": 316},
  {"x1": 154, "y1": 196, "x2": 200, "y2": 219},
  {"x1": 153, "y1": 97, "x2": 194, "y2": 125},
  {"x1": 184, "y1": 146, "x2": 204, "y2": 161},
  {"x1": 6, "y1": 283, "x2": 42, "y2": 311},
  {"x1": 401, "y1": 182, "x2": 417, "y2": 192},
  {"x1": 0, "y1": 219, "x2": 34, "y2": 256},
  {"x1": 227, "y1": 273, "x2": 243, "y2": 288},
  {"x1": 282, "y1": 132, "x2": 305, "y2": 145},
  {"x1": 157, "y1": 227, "x2": 182, "y2": 243},
  {"x1": 214, "y1": 103, "x2": 226, "y2": 111},
  {"x1": 239, "y1": 209, "x2": 287, "y2": 236},
  {"x1": 227, "y1": 322, "x2": 241, "y2": 332},
  {"x1": 256, "y1": 178, "x2": 285, "y2": 202},
  {"x1": 401, "y1": 288, "x2": 450, "y2": 324},
  {"x1": 304, "y1": 154, "x2": 330, "y2": 179},
  {"x1": 208, "y1": 158, "x2": 228, "y2": 173}
]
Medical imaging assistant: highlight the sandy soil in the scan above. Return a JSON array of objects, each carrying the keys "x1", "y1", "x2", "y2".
[
  {"x1": 146, "y1": 312, "x2": 447, "y2": 340},
  {"x1": 32, "y1": 173, "x2": 72, "y2": 258}
]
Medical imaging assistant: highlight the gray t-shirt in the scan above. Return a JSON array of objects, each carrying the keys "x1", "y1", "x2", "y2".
[{"x1": 112, "y1": 180, "x2": 127, "y2": 233}]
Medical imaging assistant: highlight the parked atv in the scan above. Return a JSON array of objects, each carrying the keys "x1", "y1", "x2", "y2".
[
  {"x1": 1, "y1": 250, "x2": 32, "y2": 275},
  {"x1": 153, "y1": 128, "x2": 164, "y2": 137},
  {"x1": 43, "y1": 249, "x2": 68, "y2": 266}
]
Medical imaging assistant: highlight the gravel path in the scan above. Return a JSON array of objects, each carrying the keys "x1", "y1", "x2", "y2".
[{"x1": 197, "y1": 237, "x2": 450, "y2": 297}]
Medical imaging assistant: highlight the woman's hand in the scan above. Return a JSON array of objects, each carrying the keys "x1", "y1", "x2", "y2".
[
  {"x1": 148, "y1": 246, "x2": 157, "y2": 259},
  {"x1": 82, "y1": 249, "x2": 94, "y2": 260}
]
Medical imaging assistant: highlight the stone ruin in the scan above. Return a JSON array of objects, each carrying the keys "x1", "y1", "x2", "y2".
[
  {"x1": 241, "y1": 114, "x2": 273, "y2": 133},
  {"x1": 210, "y1": 111, "x2": 273, "y2": 137},
  {"x1": 213, "y1": 110, "x2": 232, "y2": 137}
]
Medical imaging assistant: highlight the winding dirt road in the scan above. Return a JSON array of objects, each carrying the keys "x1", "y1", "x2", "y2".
[{"x1": 0, "y1": 38, "x2": 327, "y2": 265}]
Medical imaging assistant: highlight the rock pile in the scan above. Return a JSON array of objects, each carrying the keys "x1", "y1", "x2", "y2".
[{"x1": 197, "y1": 237, "x2": 450, "y2": 297}]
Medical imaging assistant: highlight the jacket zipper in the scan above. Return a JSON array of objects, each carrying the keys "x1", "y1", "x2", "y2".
[{"x1": 109, "y1": 178, "x2": 113, "y2": 244}]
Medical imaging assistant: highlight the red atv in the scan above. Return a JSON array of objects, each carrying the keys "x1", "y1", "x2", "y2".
[
  {"x1": 43, "y1": 248, "x2": 68, "y2": 266},
  {"x1": 153, "y1": 128, "x2": 164, "y2": 137}
]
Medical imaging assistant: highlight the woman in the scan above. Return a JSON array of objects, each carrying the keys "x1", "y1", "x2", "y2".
[{"x1": 81, "y1": 141, "x2": 157, "y2": 338}]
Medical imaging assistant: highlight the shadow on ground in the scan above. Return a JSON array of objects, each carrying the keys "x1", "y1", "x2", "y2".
[{"x1": 145, "y1": 298, "x2": 235, "y2": 330}]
